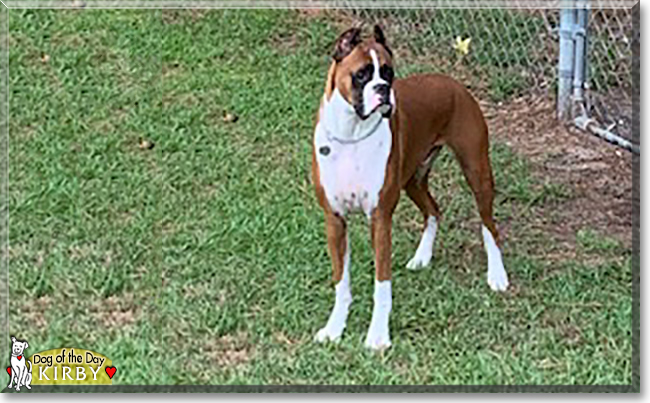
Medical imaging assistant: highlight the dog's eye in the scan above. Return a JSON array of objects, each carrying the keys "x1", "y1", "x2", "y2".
[
  {"x1": 353, "y1": 65, "x2": 373, "y2": 82},
  {"x1": 380, "y1": 65, "x2": 394, "y2": 84}
]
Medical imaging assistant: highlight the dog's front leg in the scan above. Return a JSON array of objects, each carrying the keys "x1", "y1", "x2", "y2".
[
  {"x1": 315, "y1": 213, "x2": 352, "y2": 343},
  {"x1": 14, "y1": 367, "x2": 22, "y2": 391},
  {"x1": 365, "y1": 210, "x2": 393, "y2": 350}
]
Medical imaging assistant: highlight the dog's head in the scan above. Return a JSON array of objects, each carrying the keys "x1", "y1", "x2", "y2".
[
  {"x1": 328, "y1": 25, "x2": 395, "y2": 120},
  {"x1": 10, "y1": 336, "x2": 28, "y2": 356}
]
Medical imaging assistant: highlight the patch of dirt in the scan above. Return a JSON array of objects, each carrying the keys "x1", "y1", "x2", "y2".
[
  {"x1": 162, "y1": 61, "x2": 183, "y2": 79},
  {"x1": 161, "y1": 91, "x2": 198, "y2": 108},
  {"x1": 4, "y1": 244, "x2": 50, "y2": 268},
  {"x1": 68, "y1": 244, "x2": 114, "y2": 267},
  {"x1": 297, "y1": 9, "x2": 326, "y2": 19},
  {"x1": 275, "y1": 32, "x2": 301, "y2": 55},
  {"x1": 203, "y1": 331, "x2": 253, "y2": 368},
  {"x1": 90, "y1": 293, "x2": 139, "y2": 328},
  {"x1": 162, "y1": 10, "x2": 208, "y2": 25},
  {"x1": 18, "y1": 296, "x2": 52, "y2": 331},
  {"x1": 97, "y1": 310, "x2": 136, "y2": 328},
  {"x1": 541, "y1": 309, "x2": 584, "y2": 346},
  {"x1": 485, "y1": 95, "x2": 633, "y2": 251},
  {"x1": 181, "y1": 284, "x2": 227, "y2": 306},
  {"x1": 4, "y1": 244, "x2": 27, "y2": 260},
  {"x1": 271, "y1": 331, "x2": 302, "y2": 356},
  {"x1": 68, "y1": 244, "x2": 97, "y2": 260}
]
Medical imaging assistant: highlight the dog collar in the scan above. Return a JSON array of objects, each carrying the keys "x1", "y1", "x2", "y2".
[{"x1": 323, "y1": 117, "x2": 384, "y2": 145}]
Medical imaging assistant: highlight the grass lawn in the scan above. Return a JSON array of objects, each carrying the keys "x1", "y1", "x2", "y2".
[{"x1": 7, "y1": 9, "x2": 632, "y2": 385}]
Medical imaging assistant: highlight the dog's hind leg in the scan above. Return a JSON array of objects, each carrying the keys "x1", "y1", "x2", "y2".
[
  {"x1": 448, "y1": 129, "x2": 508, "y2": 291},
  {"x1": 315, "y1": 213, "x2": 352, "y2": 343},
  {"x1": 24, "y1": 362, "x2": 31, "y2": 389},
  {"x1": 405, "y1": 147, "x2": 442, "y2": 270}
]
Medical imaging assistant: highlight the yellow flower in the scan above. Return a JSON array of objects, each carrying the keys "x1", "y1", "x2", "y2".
[{"x1": 453, "y1": 36, "x2": 471, "y2": 56}]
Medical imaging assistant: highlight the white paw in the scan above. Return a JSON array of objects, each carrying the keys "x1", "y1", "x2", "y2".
[
  {"x1": 407, "y1": 218, "x2": 437, "y2": 270},
  {"x1": 25, "y1": 385, "x2": 31, "y2": 390},
  {"x1": 7, "y1": 384, "x2": 12, "y2": 389},
  {"x1": 364, "y1": 325, "x2": 391, "y2": 351},
  {"x1": 406, "y1": 252, "x2": 432, "y2": 270},
  {"x1": 482, "y1": 225, "x2": 509, "y2": 292},
  {"x1": 314, "y1": 322, "x2": 345, "y2": 343},
  {"x1": 487, "y1": 268, "x2": 509, "y2": 291}
]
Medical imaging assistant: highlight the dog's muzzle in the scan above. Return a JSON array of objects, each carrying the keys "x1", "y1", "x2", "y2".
[{"x1": 374, "y1": 84, "x2": 393, "y2": 117}]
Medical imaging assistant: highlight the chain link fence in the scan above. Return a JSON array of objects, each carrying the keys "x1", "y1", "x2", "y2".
[
  {"x1": 339, "y1": 6, "x2": 635, "y2": 147},
  {"x1": 586, "y1": 8, "x2": 634, "y2": 142}
]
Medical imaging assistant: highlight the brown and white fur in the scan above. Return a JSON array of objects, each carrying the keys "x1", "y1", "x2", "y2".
[{"x1": 311, "y1": 26, "x2": 508, "y2": 350}]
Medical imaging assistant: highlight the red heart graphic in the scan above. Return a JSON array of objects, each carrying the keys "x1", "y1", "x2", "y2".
[
  {"x1": 17, "y1": 356, "x2": 22, "y2": 360},
  {"x1": 6, "y1": 367, "x2": 10, "y2": 375},
  {"x1": 105, "y1": 366, "x2": 116, "y2": 379}
]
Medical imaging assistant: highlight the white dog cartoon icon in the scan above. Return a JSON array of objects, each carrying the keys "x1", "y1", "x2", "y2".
[{"x1": 7, "y1": 336, "x2": 32, "y2": 391}]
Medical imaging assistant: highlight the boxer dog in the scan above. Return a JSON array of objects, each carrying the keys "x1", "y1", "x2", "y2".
[{"x1": 311, "y1": 26, "x2": 509, "y2": 350}]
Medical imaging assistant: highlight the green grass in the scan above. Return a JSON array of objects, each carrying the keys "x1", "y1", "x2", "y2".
[{"x1": 7, "y1": 10, "x2": 632, "y2": 386}]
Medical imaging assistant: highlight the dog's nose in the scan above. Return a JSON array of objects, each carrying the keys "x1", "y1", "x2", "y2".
[{"x1": 374, "y1": 83, "x2": 390, "y2": 101}]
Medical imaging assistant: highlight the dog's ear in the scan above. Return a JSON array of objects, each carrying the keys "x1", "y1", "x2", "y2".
[
  {"x1": 373, "y1": 25, "x2": 392, "y2": 56},
  {"x1": 11, "y1": 336, "x2": 15, "y2": 343},
  {"x1": 23, "y1": 342, "x2": 28, "y2": 349},
  {"x1": 333, "y1": 27, "x2": 362, "y2": 62},
  {"x1": 373, "y1": 25, "x2": 386, "y2": 45}
]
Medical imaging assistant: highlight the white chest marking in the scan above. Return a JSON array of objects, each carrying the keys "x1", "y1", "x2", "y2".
[{"x1": 314, "y1": 120, "x2": 392, "y2": 217}]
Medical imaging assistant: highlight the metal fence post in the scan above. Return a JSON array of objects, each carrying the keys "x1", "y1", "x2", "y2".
[
  {"x1": 570, "y1": 1, "x2": 639, "y2": 155},
  {"x1": 581, "y1": 3, "x2": 590, "y2": 105},
  {"x1": 558, "y1": 1, "x2": 576, "y2": 121},
  {"x1": 572, "y1": 1, "x2": 588, "y2": 113}
]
